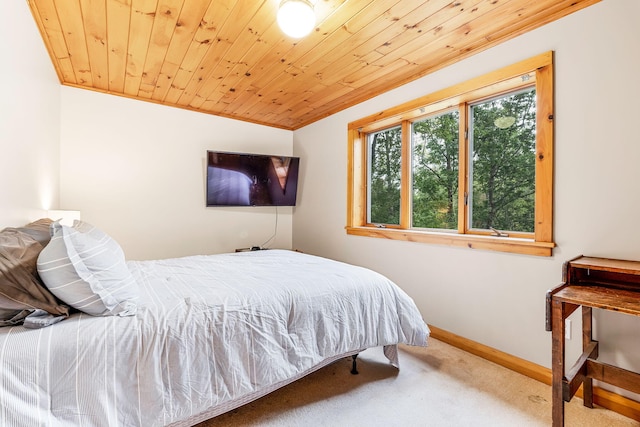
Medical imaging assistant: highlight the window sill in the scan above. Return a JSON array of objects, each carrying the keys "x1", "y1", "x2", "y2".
[{"x1": 345, "y1": 226, "x2": 555, "y2": 257}]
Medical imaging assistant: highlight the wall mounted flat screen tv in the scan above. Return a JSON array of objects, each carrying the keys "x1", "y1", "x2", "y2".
[{"x1": 206, "y1": 151, "x2": 300, "y2": 206}]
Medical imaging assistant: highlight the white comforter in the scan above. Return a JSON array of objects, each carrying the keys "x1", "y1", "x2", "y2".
[{"x1": 0, "y1": 250, "x2": 429, "y2": 426}]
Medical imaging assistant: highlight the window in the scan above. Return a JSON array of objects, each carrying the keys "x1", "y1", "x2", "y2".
[
  {"x1": 368, "y1": 126, "x2": 402, "y2": 225},
  {"x1": 411, "y1": 109, "x2": 460, "y2": 231},
  {"x1": 468, "y1": 88, "x2": 537, "y2": 234},
  {"x1": 347, "y1": 52, "x2": 555, "y2": 256}
]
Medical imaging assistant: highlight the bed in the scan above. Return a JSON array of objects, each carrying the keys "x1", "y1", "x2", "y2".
[{"x1": 0, "y1": 219, "x2": 429, "y2": 426}]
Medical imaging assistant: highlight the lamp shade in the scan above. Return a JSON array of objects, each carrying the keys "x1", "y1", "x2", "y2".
[
  {"x1": 277, "y1": 0, "x2": 315, "y2": 38},
  {"x1": 47, "y1": 210, "x2": 81, "y2": 226}
]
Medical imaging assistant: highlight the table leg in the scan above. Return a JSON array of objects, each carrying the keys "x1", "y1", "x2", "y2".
[
  {"x1": 582, "y1": 306, "x2": 594, "y2": 408},
  {"x1": 552, "y1": 299, "x2": 566, "y2": 427}
]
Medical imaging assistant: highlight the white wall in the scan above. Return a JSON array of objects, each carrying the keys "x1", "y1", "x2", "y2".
[
  {"x1": 8, "y1": 0, "x2": 639, "y2": 399},
  {"x1": 0, "y1": 2, "x2": 61, "y2": 226},
  {"x1": 293, "y1": 0, "x2": 640, "y2": 385},
  {"x1": 60, "y1": 88, "x2": 294, "y2": 260}
]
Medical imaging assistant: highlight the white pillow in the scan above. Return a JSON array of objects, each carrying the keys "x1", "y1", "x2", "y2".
[{"x1": 37, "y1": 220, "x2": 138, "y2": 316}]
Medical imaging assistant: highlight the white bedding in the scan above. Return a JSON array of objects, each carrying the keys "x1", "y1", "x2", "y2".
[{"x1": 0, "y1": 250, "x2": 429, "y2": 426}]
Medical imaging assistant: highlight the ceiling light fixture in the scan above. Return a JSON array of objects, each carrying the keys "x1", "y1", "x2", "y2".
[{"x1": 277, "y1": 0, "x2": 315, "y2": 39}]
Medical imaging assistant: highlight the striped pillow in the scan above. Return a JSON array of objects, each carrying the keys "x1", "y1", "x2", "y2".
[{"x1": 37, "y1": 221, "x2": 138, "y2": 316}]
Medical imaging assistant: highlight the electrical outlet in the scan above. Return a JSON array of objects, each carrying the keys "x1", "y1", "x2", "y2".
[{"x1": 565, "y1": 319, "x2": 572, "y2": 340}]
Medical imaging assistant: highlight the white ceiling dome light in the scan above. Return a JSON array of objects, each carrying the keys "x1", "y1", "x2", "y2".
[{"x1": 277, "y1": 0, "x2": 316, "y2": 39}]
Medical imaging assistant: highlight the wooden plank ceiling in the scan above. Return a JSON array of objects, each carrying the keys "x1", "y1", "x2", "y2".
[{"x1": 28, "y1": 0, "x2": 599, "y2": 130}]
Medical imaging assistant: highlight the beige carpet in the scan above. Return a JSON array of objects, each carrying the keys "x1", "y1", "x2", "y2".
[{"x1": 195, "y1": 338, "x2": 638, "y2": 426}]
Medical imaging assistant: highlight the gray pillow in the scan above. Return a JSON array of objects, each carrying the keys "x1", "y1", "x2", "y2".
[
  {"x1": 0, "y1": 219, "x2": 69, "y2": 325},
  {"x1": 37, "y1": 220, "x2": 138, "y2": 317}
]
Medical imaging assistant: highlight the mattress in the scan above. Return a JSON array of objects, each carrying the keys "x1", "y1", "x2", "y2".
[{"x1": 0, "y1": 250, "x2": 429, "y2": 426}]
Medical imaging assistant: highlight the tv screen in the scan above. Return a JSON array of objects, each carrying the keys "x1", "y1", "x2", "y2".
[{"x1": 206, "y1": 151, "x2": 300, "y2": 206}]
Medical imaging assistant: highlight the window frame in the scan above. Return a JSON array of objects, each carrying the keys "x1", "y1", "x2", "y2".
[{"x1": 346, "y1": 52, "x2": 555, "y2": 257}]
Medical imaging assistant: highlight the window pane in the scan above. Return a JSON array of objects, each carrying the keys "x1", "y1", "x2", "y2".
[
  {"x1": 469, "y1": 87, "x2": 536, "y2": 233},
  {"x1": 411, "y1": 111, "x2": 459, "y2": 230},
  {"x1": 368, "y1": 126, "x2": 402, "y2": 225}
]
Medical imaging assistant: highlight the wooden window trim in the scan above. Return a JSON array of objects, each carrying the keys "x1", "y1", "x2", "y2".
[{"x1": 346, "y1": 52, "x2": 555, "y2": 257}]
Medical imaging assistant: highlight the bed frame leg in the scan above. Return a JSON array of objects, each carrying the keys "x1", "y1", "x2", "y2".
[{"x1": 350, "y1": 354, "x2": 359, "y2": 375}]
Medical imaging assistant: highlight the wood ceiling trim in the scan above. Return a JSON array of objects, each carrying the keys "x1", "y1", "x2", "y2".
[
  {"x1": 186, "y1": 2, "x2": 279, "y2": 110},
  {"x1": 137, "y1": 0, "x2": 184, "y2": 98},
  {"x1": 161, "y1": 0, "x2": 230, "y2": 104},
  {"x1": 27, "y1": 0, "x2": 601, "y2": 130},
  {"x1": 190, "y1": 0, "x2": 350, "y2": 112},
  {"x1": 150, "y1": 0, "x2": 211, "y2": 102},
  {"x1": 176, "y1": 1, "x2": 267, "y2": 108},
  {"x1": 285, "y1": 0, "x2": 598, "y2": 129},
  {"x1": 236, "y1": 0, "x2": 411, "y2": 124},
  {"x1": 124, "y1": 0, "x2": 158, "y2": 97},
  {"x1": 56, "y1": 0, "x2": 93, "y2": 86},
  {"x1": 107, "y1": 0, "x2": 132, "y2": 93},
  {"x1": 28, "y1": 0, "x2": 69, "y2": 83},
  {"x1": 80, "y1": 0, "x2": 108, "y2": 91}
]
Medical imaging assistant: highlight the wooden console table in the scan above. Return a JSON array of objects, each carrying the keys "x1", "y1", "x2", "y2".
[{"x1": 546, "y1": 256, "x2": 640, "y2": 426}]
